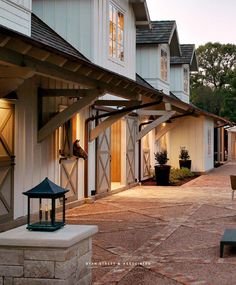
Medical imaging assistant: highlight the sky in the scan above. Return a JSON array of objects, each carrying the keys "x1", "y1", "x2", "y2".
[{"x1": 146, "y1": 0, "x2": 236, "y2": 47}]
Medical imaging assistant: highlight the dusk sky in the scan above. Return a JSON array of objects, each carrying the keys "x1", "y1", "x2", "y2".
[{"x1": 146, "y1": 0, "x2": 236, "y2": 47}]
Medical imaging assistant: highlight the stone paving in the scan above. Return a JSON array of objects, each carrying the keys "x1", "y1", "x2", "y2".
[{"x1": 67, "y1": 162, "x2": 236, "y2": 285}]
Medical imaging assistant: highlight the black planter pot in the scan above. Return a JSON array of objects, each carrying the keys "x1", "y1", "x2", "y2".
[
  {"x1": 155, "y1": 165, "x2": 171, "y2": 186},
  {"x1": 179, "y1": 160, "x2": 191, "y2": 170}
]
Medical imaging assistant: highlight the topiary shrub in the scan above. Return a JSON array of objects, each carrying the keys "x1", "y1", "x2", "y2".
[
  {"x1": 154, "y1": 150, "x2": 169, "y2": 165},
  {"x1": 179, "y1": 147, "x2": 190, "y2": 160}
]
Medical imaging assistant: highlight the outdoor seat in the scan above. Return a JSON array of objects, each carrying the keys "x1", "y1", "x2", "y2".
[{"x1": 230, "y1": 175, "x2": 236, "y2": 200}]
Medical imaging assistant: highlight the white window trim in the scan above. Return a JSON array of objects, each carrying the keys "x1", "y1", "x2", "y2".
[{"x1": 108, "y1": 1, "x2": 125, "y2": 64}]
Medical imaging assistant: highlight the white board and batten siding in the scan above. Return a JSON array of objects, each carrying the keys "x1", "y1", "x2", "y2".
[
  {"x1": 33, "y1": 0, "x2": 93, "y2": 59},
  {"x1": 92, "y1": 0, "x2": 136, "y2": 79},
  {"x1": 166, "y1": 116, "x2": 214, "y2": 173},
  {"x1": 33, "y1": 0, "x2": 136, "y2": 80},
  {"x1": 136, "y1": 44, "x2": 170, "y2": 95},
  {"x1": 203, "y1": 118, "x2": 214, "y2": 171},
  {"x1": 13, "y1": 77, "x2": 87, "y2": 220},
  {"x1": 0, "y1": 0, "x2": 31, "y2": 36},
  {"x1": 170, "y1": 64, "x2": 190, "y2": 104}
]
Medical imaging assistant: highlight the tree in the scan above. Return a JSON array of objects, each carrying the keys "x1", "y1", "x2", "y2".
[
  {"x1": 191, "y1": 42, "x2": 236, "y2": 89},
  {"x1": 191, "y1": 86, "x2": 224, "y2": 116},
  {"x1": 190, "y1": 42, "x2": 236, "y2": 122}
]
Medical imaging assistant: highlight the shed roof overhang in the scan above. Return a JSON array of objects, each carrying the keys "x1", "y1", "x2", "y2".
[
  {"x1": 0, "y1": 24, "x2": 165, "y2": 141},
  {"x1": 0, "y1": 24, "x2": 232, "y2": 143}
]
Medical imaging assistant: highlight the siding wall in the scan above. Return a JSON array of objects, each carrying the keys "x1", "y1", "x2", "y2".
[
  {"x1": 33, "y1": 0, "x2": 136, "y2": 80},
  {"x1": 33, "y1": 0, "x2": 93, "y2": 59},
  {"x1": 13, "y1": 77, "x2": 88, "y2": 219},
  {"x1": 92, "y1": 0, "x2": 136, "y2": 79},
  {"x1": 165, "y1": 116, "x2": 214, "y2": 172},
  {"x1": 136, "y1": 44, "x2": 170, "y2": 95},
  {"x1": 170, "y1": 64, "x2": 190, "y2": 103},
  {"x1": 203, "y1": 118, "x2": 214, "y2": 171},
  {"x1": 0, "y1": 0, "x2": 31, "y2": 36}
]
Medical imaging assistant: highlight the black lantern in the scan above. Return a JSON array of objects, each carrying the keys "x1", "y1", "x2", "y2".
[{"x1": 23, "y1": 178, "x2": 69, "y2": 231}]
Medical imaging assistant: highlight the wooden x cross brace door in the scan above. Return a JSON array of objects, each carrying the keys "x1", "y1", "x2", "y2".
[{"x1": 0, "y1": 102, "x2": 14, "y2": 224}]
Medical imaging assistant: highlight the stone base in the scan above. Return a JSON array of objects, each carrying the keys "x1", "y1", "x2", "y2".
[{"x1": 0, "y1": 225, "x2": 98, "y2": 285}]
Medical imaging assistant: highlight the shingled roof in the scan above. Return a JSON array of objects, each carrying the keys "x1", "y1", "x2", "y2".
[
  {"x1": 171, "y1": 44, "x2": 198, "y2": 71},
  {"x1": 136, "y1": 21, "x2": 181, "y2": 56},
  {"x1": 31, "y1": 13, "x2": 89, "y2": 62},
  {"x1": 137, "y1": 21, "x2": 175, "y2": 44}
]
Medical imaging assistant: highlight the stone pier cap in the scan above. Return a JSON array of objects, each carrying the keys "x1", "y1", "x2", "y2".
[{"x1": 0, "y1": 225, "x2": 98, "y2": 248}]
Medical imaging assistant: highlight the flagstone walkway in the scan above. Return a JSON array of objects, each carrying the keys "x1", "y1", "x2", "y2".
[{"x1": 67, "y1": 162, "x2": 236, "y2": 285}]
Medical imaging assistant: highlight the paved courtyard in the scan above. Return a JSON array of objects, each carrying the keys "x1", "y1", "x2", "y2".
[{"x1": 67, "y1": 162, "x2": 236, "y2": 285}]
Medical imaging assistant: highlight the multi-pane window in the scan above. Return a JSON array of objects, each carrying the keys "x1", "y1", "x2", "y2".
[
  {"x1": 183, "y1": 68, "x2": 188, "y2": 93},
  {"x1": 160, "y1": 49, "x2": 168, "y2": 81},
  {"x1": 109, "y1": 3, "x2": 124, "y2": 61}
]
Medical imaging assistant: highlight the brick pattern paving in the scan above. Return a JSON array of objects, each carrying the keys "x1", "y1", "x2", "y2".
[{"x1": 67, "y1": 162, "x2": 236, "y2": 284}]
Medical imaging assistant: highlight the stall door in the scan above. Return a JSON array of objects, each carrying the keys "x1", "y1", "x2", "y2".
[
  {"x1": 60, "y1": 158, "x2": 78, "y2": 202},
  {"x1": 96, "y1": 124, "x2": 111, "y2": 194},
  {"x1": 143, "y1": 149, "x2": 151, "y2": 178},
  {"x1": 0, "y1": 102, "x2": 14, "y2": 223},
  {"x1": 59, "y1": 119, "x2": 78, "y2": 202},
  {"x1": 126, "y1": 117, "x2": 136, "y2": 185}
]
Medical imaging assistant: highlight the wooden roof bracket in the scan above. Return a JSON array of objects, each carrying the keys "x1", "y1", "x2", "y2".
[{"x1": 88, "y1": 97, "x2": 163, "y2": 141}]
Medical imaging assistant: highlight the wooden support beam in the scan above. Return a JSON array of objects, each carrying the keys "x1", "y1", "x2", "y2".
[
  {"x1": 0, "y1": 46, "x2": 159, "y2": 101},
  {"x1": 39, "y1": 88, "x2": 98, "y2": 98},
  {"x1": 38, "y1": 89, "x2": 103, "y2": 142},
  {"x1": 90, "y1": 111, "x2": 130, "y2": 141},
  {"x1": 0, "y1": 78, "x2": 23, "y2": 97},
  {"x1": 137, "y1": 110, "x2": 169, "y2": 116},
  {"x1": 94, "y1": 100, "x2": 141, "y2": 107},
  {"x1": 27, "y1": 47, "x2": 50, "y2": 61},
  {"x1": 137, "y1": 111, "x2": 176, "y2": 141},
  {"x1": 0, "y1": 35, "x2": 11, "y2": 47},
  {"x1": 155, "y1": 120, "x2": 184, "y2": 141},
  {"x1": 165, "y1": 102, "x2": 172, "y2": 111},
  {"x1": 163, "y1": 97, "x2": 189, "y2": 111},
  {"x1": 0, "y1": 66, "x2": 34, "y2": 79},
  {"x1": 6, "y1": 38, "x2": 32, "y2": 54},
  {"x1": 63, "y1": 61, "x2": 81, "y2": 72},
  {"x1": 0, "y1": 47, "x2": 97, "y2": 88}
]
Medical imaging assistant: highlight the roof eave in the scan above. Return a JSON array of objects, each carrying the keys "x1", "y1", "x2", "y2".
[
  {"x1": 130, "y1": 0, "x2": 151, "y2": 28},
  {"x1": 190, "y1": 50, "x2": 198, "y2": 71},
  {"x1": 169, "y1": 23, "x2": 181, "y2": 57}
]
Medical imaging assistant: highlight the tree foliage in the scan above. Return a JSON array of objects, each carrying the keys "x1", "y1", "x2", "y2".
[
  {"x1": 190, "y1": 42, "x2": 236, "y2": 122},
  {"x1": 191, "y1": 42, "x2": 236, "y2": 89}
]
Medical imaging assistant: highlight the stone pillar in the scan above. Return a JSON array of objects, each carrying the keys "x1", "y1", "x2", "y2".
[{"x1": 0, "y1": 225, "x2": 98, "y2": 285}]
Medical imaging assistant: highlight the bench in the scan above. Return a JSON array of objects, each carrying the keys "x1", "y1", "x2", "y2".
[{"x1": 220, "y1": 229, "x2": 236, "y2": 258}]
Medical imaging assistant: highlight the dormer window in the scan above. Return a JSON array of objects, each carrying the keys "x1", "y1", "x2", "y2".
[
  {"x1": 161, "y1": 49, "x2": 168, "y2": 81},
  {"x1": 109, "y1": 3, "x2": 124, "y2": 61},
  {"x1": 183, "y1": 67, "x2": 188, "y2": 93}
]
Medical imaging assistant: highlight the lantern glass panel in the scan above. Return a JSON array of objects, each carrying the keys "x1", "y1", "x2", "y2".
[{"x1": 27, "y1": 197, "x2": 65, "y2": 231}]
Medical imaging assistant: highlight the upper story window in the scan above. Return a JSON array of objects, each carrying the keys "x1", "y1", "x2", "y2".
[
  {"x1": 109, "y1": 3, "x2": 124, "y2": 61},
  {"x1": 183, "y1": 67, "x2": 188, "y2": 93},
  {"x1": 160, "y1": 49, "x2": 168, "y2": 81}
]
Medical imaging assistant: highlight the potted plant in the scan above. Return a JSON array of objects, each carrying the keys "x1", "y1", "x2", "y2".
[
  {"x1": 154, "y1": 150, "x2": 171, "y2": 185},
  {"x1": 179, "y1": 147, "x2": 191, "y2": 169}
]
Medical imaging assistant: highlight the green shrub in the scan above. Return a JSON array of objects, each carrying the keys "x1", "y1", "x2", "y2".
[
  {"x1": 154, "y1": 150, "x2": 169, "y2": 165},
  {"x1": 169, "y1": 167, "x2": 194, "y2": 184},
  {"x1": 179, "y1": 147, "x2": 190, "y2": 160}
]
